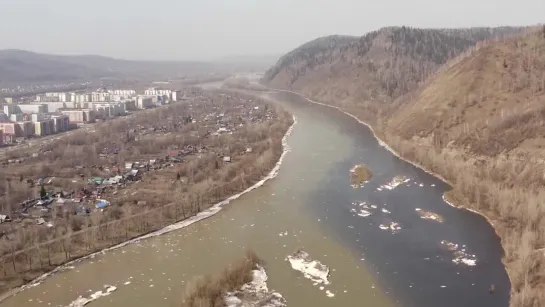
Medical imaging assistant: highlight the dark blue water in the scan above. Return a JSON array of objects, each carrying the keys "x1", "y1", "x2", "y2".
[{"x1": 273, "y1": 91, "x2": 510, "y2": 307}]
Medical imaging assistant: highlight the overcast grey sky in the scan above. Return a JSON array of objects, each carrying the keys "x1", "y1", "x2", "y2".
[{"x1": 0, "y1": 0, "x2": 543, "y2": 61}]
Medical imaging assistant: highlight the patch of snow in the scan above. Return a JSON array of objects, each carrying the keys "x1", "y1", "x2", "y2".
[
  {"x1": 224, "y1": 266, "x2": 286, "y2": 307},
  {"x1": 325, "y1": 290, "x2": 335, "y2": 298},
  {"x1": 381, "y1": 208, "x2": 391, "y2": 214}
]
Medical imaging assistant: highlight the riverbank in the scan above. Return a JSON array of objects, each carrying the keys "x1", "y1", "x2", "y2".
[
  {"x1": 272, "y1": 89, "x2": 514, "y2": 295},
  {"x1": 0, "y1": 112, "x2": 296, "y2": 304}
]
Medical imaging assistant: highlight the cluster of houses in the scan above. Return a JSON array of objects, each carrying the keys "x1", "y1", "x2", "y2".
[{"x1": 1, "y1": 93, "x2": 278, "y2": 230}]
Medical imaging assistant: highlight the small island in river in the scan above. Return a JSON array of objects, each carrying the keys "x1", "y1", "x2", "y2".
[
  {"x1": 349, "y1": 164, "x2": 373, "y2": 188},
  {"x1": 181, "y1": 251, "x2": 286, "y2": 307}
]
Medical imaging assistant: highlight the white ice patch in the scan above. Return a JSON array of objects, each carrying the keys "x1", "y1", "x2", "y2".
[
  {"x1": 286, "y1": 250, "x2": 330, "y2": 285},
  {"x1": 381, "y1": 208, "x2": 391, "y2": 214},
  {"x1": 351, "y1": 202, "x2": 372, "y2": 218},
  {"x1": 224, "y1": 266, "x2": 286, "y2": 307},
  {"x1": 358, "y1": 210, "x2": 371, "y2": 217},
  {"x1": 416, "y1": 209, "x2": 444, "y2": 223},
  {"x1": 65, "y1": 285, "x2": 117, "y2": 307},
  {"x1": 380, "y1": 176, "x2": 410, "y2": 191},
  {"x1": 440, "y1": 240, "x2": 477, "y2": 267},
  {"x1": 378, "y1": 222, "x2": 401, "y2": 234}
]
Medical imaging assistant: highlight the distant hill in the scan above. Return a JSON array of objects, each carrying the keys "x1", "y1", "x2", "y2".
[
  {"x1": 0, "y1": 49, "x2": 219, "y2": 85},
  {"x1": 214, "y1": 54, "x2": 280, "y2": 72},
  {"x1": 262, "y1": 26, "x2": 525, "y2": 123}
]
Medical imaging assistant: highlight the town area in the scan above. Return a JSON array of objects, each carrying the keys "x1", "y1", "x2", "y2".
[
  {"x1": 0, "y1": 86, "x2": 183, "y2": 147},
  {"x1": 0, "y1": 88, "x2": 293, "y2": 295}
]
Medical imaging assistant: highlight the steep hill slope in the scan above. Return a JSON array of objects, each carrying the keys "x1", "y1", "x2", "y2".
[
  {"x1": 384, "y1": 29, "x2": 545, "y2": 307},
  {"x1": 262, "y1": 26, "x2": 523, "y2": 123}
]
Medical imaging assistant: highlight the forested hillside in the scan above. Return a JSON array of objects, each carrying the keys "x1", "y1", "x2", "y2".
[{"x1": 263, "y1": 26, "x2": 524, "y2": 124}]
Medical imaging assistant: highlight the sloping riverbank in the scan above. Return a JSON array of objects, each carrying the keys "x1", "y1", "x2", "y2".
[{"x1": 0, "y1": 116, "x2": 297, "y2": 304}]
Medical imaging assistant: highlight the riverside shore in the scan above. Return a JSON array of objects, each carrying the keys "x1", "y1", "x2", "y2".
[{"x1": 0, "y1": 116, "x2": 297, "y2": 304}]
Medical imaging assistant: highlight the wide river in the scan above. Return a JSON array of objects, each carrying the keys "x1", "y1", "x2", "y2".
[{"x1": 0, "y1": 90, "x2": 509, "y2": 307}]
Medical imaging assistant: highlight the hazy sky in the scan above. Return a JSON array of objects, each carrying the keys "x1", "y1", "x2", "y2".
[{"x1": 0, "y1": 0, "x2": 543, "y2": 61}]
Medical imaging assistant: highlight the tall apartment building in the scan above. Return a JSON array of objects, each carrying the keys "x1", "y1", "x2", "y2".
[
  {"x1": 0, "y1": 122, "x2": 34, "y2": 138},
  {"x1": 17, "y1": 104, "x2": 48, "y2": 114},
  {"x1": 51, "y1": 115, "x2": 69, "y2": 133},
  {"x1": 72, "y1": 93, "x2": 91, "y2": 103},
  {"x1": 43, "y1": 102, "x2": 66, "y2": 113},
  {"x1": 136, "y1": 96, "x2": 154, "y2": 109},
  {"x1": 110, "y1": 89, "x2": 136, "y2": 96},
  {"x1": 171, "y1": 90, "x2": 181, "y2": 102},
  {"x1": 144, "y1": 87, "x2": 172, "y2": 97},
  {"x1": 60, "y1": 109, "x2": 96, "y2": 123},
  {"x1": 3, "y1": 104, "x2": 18, "y2": 116}
]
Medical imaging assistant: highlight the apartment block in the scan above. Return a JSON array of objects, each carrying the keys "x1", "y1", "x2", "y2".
[
  {"x1": 136, "y1": 96, "x2": 154, "y2": 109},
  {"x1": 34, "y1": 119, "x2": 54, "y2": 136},
  {"x1": 44, "y1": 102, "x2": 66, "y2": 113},
  {"x1": 60, "y1": 109, "x2": 96, "y2": 123},
  {"x1": 16, "y1": 121, "x2": 35, "y2": 138},
  {"x1": 3, "y1": 104, "x2": 18, "y2": 116},
  {"x1": 10, "y1": 114, "x2": 23, "y2": 122},
  {"x1": 17, "y1": 103, "x2": 48, "y2": 114}
]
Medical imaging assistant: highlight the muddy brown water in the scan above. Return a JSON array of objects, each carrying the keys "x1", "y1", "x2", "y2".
[{"x1": 0, "y1": 89, "x2": 509, "y2": 307}]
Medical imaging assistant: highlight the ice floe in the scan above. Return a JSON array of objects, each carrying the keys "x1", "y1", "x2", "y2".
[
  {"x1": 379, "y1": 176, "x2": 410, "y2": 191},
  {"x1": 351, "y1": 201, "x2": 374, "y2": 218},
  {"x1": 440, "y1": 240, "x2": 477, "y2": 267},
  {"x1": 287, "y1": 250, "x2": 330, "y2": 285},
  {"x1": 378, "y1": 222, "x2": 402, "y2": 234},
  {"x1": 66, "y1": 285, "x2": 117, "y2": 307},
  {"x1": 224, "y1": 266, "x2": 286, "y2": 307},
  {"x1": 415, "y1": 208, "x2": 444, "y2": 223}
]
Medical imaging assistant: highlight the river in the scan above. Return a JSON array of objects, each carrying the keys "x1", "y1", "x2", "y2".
[{"x1": 0, "y1": 90, "x2": 509, "y2": 307}]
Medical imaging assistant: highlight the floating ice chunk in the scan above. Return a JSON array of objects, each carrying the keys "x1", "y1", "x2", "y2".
[
  {"x1": 440, "y1": 240, "x2": 477, "y2": 266},
  {"x1": 358, "y1": 210, "x2": 371, "y2": 217},
  {"x1": 325, "y1": 290, "x2": 335, "y2": 298},
  {"x1": 417, "y1": 210, "x2": 444, "y2": 223},
  {"x1": 382, "y1": 208, "x2": 391, "y2": 214},
  {"x1": 380, "y1": 176, "x2": 410, "y2": 190},
  {"x1": 286, "y1": 250, "x2": 330, "y2": 285},
  {"x1": 379, "y1": 222, "x2": 401, "y2": 234}
]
